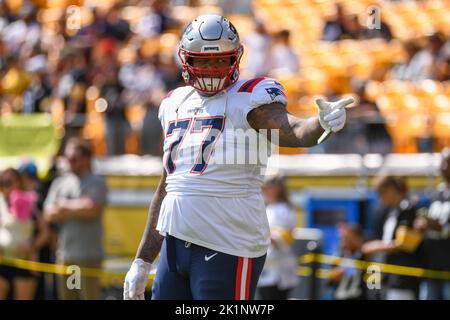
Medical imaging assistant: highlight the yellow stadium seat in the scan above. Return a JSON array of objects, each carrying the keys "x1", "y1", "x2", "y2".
[
  {"x1": 433, "y1": 112, "x2": 450, "y2": 149},
  {"x1": 276, "y1": 74, "x2": 302, "y2": 108},
  {"x1": 349, "y1": 54, "x2": 374, "y2": 79},
  {"x1": 382, "y1": 80, "x2": 413, "y2": 96},
  {"x1": 365, "y1": 81, "x2": 383, "y2": 102},
  {"x1": 295, "y1": 95, "x2": 318, "y2": 117},
  {"x1": 431, "y1": 95, "x2": 450, "y2": 113},
  {"x1": 376, "y1": 95, "x2": 396, "y2": 116},
  {"x1": 433, "y1": 112, "x2": 450, "y2": 139},
  {"x1": 444, "y1": 81, "x2": 450, "y2": 96},
  {"x1": 416, "y1": 80, "x2": 442, "y2": 94},
  {"x1": 400, "y1": 94, "x2": 422, "y2": 113},
  {"x1": 82, "y1": 87, "x2": 107, "y2": 156},
  {"x1": 49, "y1": 98, "x2": 65, "y2": 139},
  {"x1": 298, "y1": 68, "x2": 328, "y2": 96},
  {"x1": 82, "y1": 111, "x2": 106, "y2": 156},
  {"x1": 383, "y1": 113, "x2": 419, "y2": 153}
]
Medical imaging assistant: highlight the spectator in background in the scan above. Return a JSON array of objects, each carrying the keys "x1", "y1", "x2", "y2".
[
  {"x1": 244, "y1": 20, "x2": 271, "y2": 78},
  {"x1": 22, "y1": 45, "x2": 51, "y2": 114},
  {"x1": 141, "y1": 54, "x2": 167, "y2": 156},
  {"x1": 328, "y1": 223, "x2": 367, "y2": 300},
  {"x1": 362, "y1": 176, "x2": 423, "y2": 300},
  {"x1": 0, "y1": 1, "x2": 14, "y2": 31},
  {"x1": 409, "y1": 32, "x2": 446, "y2": 81},
  {"x1": 390, "y1": 33, "x2": 446, "y2": 81},
  {"x1": 257, "y1": 175, "x2": 298, "y2": 300},
  {"x1": 0, "y1": 168, "x2": 50, "y2": 300},
  {"x1": 17, "y1": 161, "x2": 43, "y2": 208},
  {"x1": 341, "y1": 15, "x2": 363, "y2": 40},
  {"x1": 428, "y1": 32, "x2": 447, "y2": 63},
  {"x1": 119, "y1": 50, "x2": 165, "y2": 102},
  {"x1": 434, "y1": 56, "x2": 450, "y2": 81},
  {"x1": 322, "y1": 3, "x2": 346, "y2": 41},
  {"x1": 71, "y1": 6, "x2": 108, "y2": 47},
  {"x1": 43, "y1": 138, "x2": 108, "y2": 300},
  {"x1": 72, "y1": 3, "x2": 130, "y2": 44},
  {"x1": 22, "y1": 72, "x2": 51, "y2": 114},
  {"x1": 141, "y1": 93, "x2": 165, "y2": 156},
  {"x1": 103, "y1": 3, "x2": 131, "y2": 42},
  {"x1": 135, "y1": 0, "x2": 179, "y2": 38},
  {"x1": 159, "y1": 52, "x2": 184, "y2": 91},
  {"x1": 268, "y1": 30, "x2": 300, "y2": 76},
  {"x1": 100, "y1": 67, "x2": 130, "y2": 155},
  {"x1": 18, "y1": 160, "x2": 56, "y2": 299},
  {"x1": 428, "y1": 32, "x2": 450, "y2": 81},
  {"x1": 322, "y1": 3, "x2": 359, "y2": 41},
  {"x1": 119, "y1": 51, "x2": 166, "y2": 155},
  {"x1": 346, "y1": 81, "x2": 392, "y2": 155},
  {"x1": 0, "y1": 2, "x2": 41, "y2": 54},
  {"x1": 389, "y1": 41, "x2": 422, "y2": 81},
  {"x1": 415, "y1": 148, "x2": 450, "y2": 300},
  {"x1": 56, "y1": 49, "x2": 89, "y2": 143},
  {"x1": 0, "y1": 39, "x2": 7, "y2": 71}
]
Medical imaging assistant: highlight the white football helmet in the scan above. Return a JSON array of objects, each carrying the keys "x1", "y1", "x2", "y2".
[{"x1": 178, "y1": 14, "x2": 244, "y2": 94}]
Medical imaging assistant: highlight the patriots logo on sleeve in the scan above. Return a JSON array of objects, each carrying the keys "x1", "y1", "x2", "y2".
[{"x1": 265, "y1": 87, "x2": 285, "y2": 100}]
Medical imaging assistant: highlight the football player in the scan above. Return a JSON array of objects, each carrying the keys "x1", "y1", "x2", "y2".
[{"x1": 124, "y1": 14, "x2": 353, "y2": 300}]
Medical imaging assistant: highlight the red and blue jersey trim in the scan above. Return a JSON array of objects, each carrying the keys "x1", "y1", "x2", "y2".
[{"x1": 237, "y1": 77, "x2": 267, "y2": 93}]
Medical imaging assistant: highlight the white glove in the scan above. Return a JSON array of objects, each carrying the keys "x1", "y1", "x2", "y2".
[
  {"x1": 316, "y1": 97, "x2": 354, "y2": 133},
  {"x1": 123, "y1": 258, "x2": 152, "y2": 300}
]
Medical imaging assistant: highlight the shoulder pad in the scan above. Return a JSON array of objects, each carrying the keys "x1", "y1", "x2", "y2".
[{"x1": 242, "y1": 77, "x2": 288, "y2": 109}]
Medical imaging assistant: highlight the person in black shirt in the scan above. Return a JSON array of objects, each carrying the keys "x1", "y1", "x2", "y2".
[
  {"x1": 414, "y1": 148, "x2": 450, "y2": 300},
  {"x1": 362, "y1": 176, "x2": 423, "y2": 300},
  {"x1": 329, "y1": 223, "x2": 367, "y2": 300}
]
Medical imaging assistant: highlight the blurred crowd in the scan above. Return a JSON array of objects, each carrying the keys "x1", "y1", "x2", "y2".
[
  {"x1": 0, "y1": 0, "x2": 448, "y2": 156},
  {"x1": 0, "y1": 0, "x2": 183, "y2": 156},
  {"x1": 315, "y1": 3, "x2": 450, "y2": 155}
]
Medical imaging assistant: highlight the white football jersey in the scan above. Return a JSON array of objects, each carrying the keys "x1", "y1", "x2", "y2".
[{"x1": 156, "y1": 77, "x2": 288, "y2": 258}]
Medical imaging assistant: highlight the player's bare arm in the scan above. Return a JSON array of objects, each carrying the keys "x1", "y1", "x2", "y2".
[
  {"x1": 124, "y1": 169, "x2": 167, "y2": 300},
  {"x1": 247, "y1": 102, "x2": 325, "y2": 148},
  {"x1": 248, "y1": 97, "x2": 354, "y2": 148},
  {"x1": 135, "y1": 169, "x2": 167, "y2": 263}
]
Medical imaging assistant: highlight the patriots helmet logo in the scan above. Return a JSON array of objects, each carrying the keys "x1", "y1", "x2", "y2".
[{"x1": 265, "y1": 87, "x2": 285, "y2": 100}]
